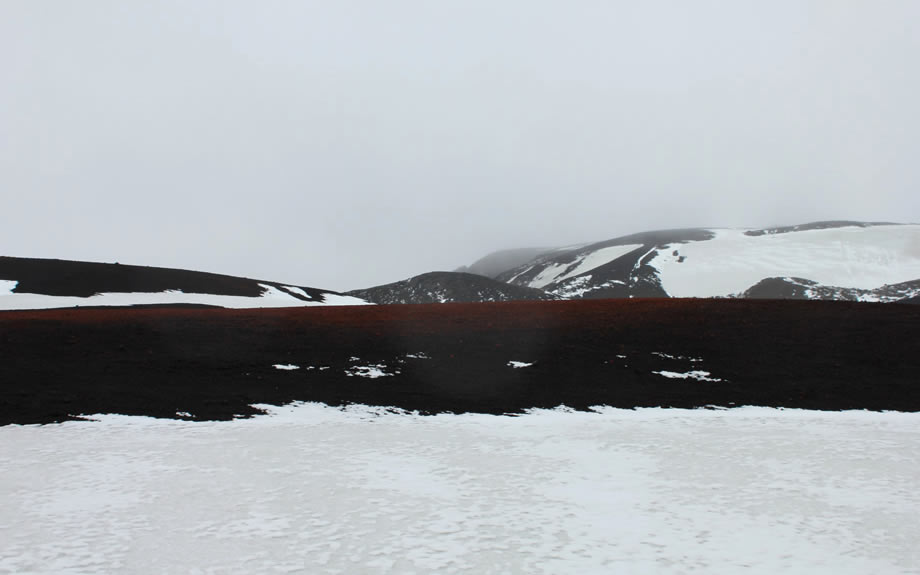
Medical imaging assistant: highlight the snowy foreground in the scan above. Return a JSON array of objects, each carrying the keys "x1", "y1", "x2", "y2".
[{"x1": 2, "y1": 405, "x2": 918, "y2": 574}]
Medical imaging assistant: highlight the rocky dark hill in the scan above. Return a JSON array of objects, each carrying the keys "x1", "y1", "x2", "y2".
[
  {"x1": 740, "y1": 277, "x2": 920, "y2": 302},
  {"x1": 345, "y1": 271, "x2": 558, "y2": 304},
  {"x1": 493, "y1": 228, "x2": 716, "y2": 299},
  {"x1": 0, "y1": 256, "x2": 365, "y2": 308}
]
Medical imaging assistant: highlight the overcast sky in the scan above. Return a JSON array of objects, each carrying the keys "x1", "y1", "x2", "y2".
[{"x1": 2, "y1": 1, "x2": 918, "y2": 291}]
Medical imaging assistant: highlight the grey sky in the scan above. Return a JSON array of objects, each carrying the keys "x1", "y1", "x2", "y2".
[{"x1": 2, "y1": 1, "x2": 918, "y2": 291}]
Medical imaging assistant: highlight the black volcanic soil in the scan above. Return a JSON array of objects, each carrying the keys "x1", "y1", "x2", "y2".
[{"x1": 2, "y1": 299, "x2": 918, "y2": 425}]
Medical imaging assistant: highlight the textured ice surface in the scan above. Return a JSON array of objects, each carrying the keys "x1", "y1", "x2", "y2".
[{"x1": 1, "y1": 405, "x2": 919, "y2": 574}]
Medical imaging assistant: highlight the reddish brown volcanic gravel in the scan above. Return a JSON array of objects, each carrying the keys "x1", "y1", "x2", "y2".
[{"x1": 2, "y1": 299, "x2": 918, "y2": 424}]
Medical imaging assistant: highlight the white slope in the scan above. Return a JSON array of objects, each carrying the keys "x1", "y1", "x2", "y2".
[
  {"x1": 648, "y1": 224, "x2": 920, "y2": 298},
  {"x1": 522, "y1": 244, "x2": 643, "y2": 288},
  {"x1": 2, "y1": 404, "x2": 918, "y2": 574},
  {"x1": 0, "y1": 282, "x2": 370, "y2": 310}
]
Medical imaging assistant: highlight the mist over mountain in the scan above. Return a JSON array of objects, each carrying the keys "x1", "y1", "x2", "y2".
[{"x1": 454, "y1": 248, "x2": 559, "y2": 279}]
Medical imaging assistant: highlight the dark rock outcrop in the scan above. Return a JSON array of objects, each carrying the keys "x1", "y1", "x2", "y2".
[{"x1": 346, "y1": 271, "x2": 557, "y2": 305}]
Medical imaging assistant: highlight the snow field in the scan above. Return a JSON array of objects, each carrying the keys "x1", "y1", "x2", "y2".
[
  {"x1": 1, "y1": 405, "x2": 918, "y2": 574},
  {"x1": 649, "y1": 225, "x2": 920, "y2": 297}
]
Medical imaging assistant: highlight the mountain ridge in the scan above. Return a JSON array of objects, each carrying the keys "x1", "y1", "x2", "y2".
[
  {"x1": 0, "y1": 256, "x2": 368, "y2": 310},
  {"x1": 346, "y1": 271, "x2": 558, "y2": 304},
  {"x1": 350, "y1": 221, "x2": 920, "y2": 304},
  {"x1": 3, "y1": 221, "x2": 919, "y2": 309}
]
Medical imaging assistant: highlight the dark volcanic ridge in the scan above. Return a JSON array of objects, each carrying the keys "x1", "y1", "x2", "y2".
[
  {"x1": 2, "y1": 299, "x2": 918, "y2": 425},
  {"x1": 740, "y1": 277, "x2": 920, "y2": 302},
  {"x1": 0, "y1": 256, "x2": 345, "y2": 303},
  {"x1": 345, "y1": 271, "x2": 558, "y2": 304}
]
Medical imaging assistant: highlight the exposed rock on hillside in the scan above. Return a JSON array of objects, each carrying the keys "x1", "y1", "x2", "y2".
[{"x1": 346, "y1": 271, "x2": 558, "y2": 304}]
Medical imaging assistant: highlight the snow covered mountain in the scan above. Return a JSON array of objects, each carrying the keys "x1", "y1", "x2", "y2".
[
  {"x1": 6, "y1": 221, "x2": 919, "y2": 309},
  {"x1": 487, "y1": 221, "x2": 920, "y2": 303},
  {"x1": 346, "y1": 271, "x2": 558, "y2": 304},
  {"x1": 347, "y1": 221, "x2": 919, "y2": 304},
  {"x1": 0, "y1": 256, "x2": 369, "y2": 310}
]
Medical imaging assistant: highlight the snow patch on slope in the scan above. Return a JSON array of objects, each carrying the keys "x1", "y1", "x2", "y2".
[
  {"x1": 529, "y1": 244, "x2": 642, "y2": 288},
  {"x1": 649, "y1": 225, "x2": 920, "y2": 298},
  {"x1": 0, "y1": 282, "x2": 371, "y2": 310}
]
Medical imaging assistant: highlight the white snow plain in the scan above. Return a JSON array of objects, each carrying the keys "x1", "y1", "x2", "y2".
[
  {"x1": 0, "y1": 283, "x2": 370, "y2": 310},
  {"x1": 649, "y1": 225, "x2": 920, "y2": 297},
  {"x1": 2, "y1": 404, "x2": 919, "y2": 574}
]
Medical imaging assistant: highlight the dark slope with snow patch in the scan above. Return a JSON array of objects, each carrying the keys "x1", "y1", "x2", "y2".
[
  {"x1": 495, "y1": 229, "x2": 714, "y2": 299},
  {"x1": 346, "y1": 271, "x2": 557, "y2": 304},
  {"x1": 454, "y1": 222, "x2": 920, "y2": 302},
  {"x1": 740, "y1": 277, "x2": 920, "y2": 302},
  {"x1": 0, "y1": 256, "x2": 364, "y2": 308}
]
